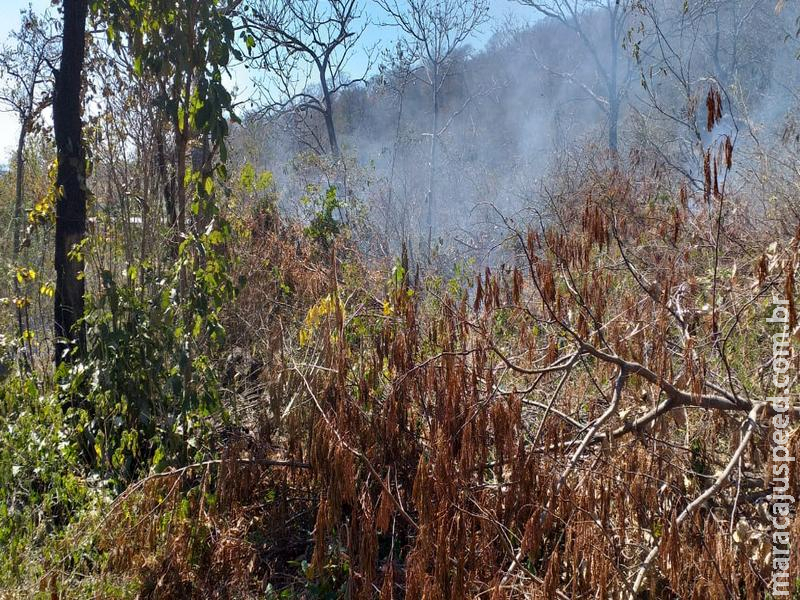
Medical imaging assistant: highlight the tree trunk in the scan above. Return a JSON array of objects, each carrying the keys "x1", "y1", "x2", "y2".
[
  {"x1": 53, "y1": 0, "x2": 88, "y2": 365},
  {"x1": 12, "y1": 125, "x2": 27, "y2": 341},
  {"x1": 323, "y1": 105, "x2": 340, "y2": 157},
  {"x1": 387, "y1": 76, "x2": 408, "y2": 245},
  {"x1": 608, "y1": 92, "x2": 619, "y2": 153},
  {"x1": 155, "y1": 110, "x2": 177, "y2": 233},
  {"x1": 320, "y1": 67, "x2": 340, "y2": 157},
  {"x1": 426, "y1": 62, "x2": 440, "y2": 259},
  {"x1": 607, "y1": 5, "x2": 620, "y2": 153},
  {"x1": 608, "y1": 5, "x2": 620, "y2": 154},
  {"x1": 320, "y1": 65, "x2": 348, "y2": 223}
]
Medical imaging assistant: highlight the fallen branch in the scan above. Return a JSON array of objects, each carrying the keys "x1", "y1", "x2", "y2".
[
  {"x1": 501, "y1": 365, "x2": 629, "y2": 587},
  {"x1": 629, "y1": 402, "x2": 763, "y2": 596}
]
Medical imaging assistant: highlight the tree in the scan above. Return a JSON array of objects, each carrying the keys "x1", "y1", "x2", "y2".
[
  {"x1": 631, "y1": 0, "x2": 777, "y2": 186},
  {"x1": 95, "y1": 0, "x2": 244, "y2": 238},
  {"x1": 377, "y1": 0, "x2": 489, "y2": 258},
  {"x1": 516, "y1": 0, "x2": 633, "y2": 152},
  {"x1": 89, "y1": 0, "x2": 245, "y2": 459},
  {"x1": 0, "y1": 9, "x2": 59, "y2": 346},
  {"x1": 377, "y1": 44, "x2": 416, "y2": 244},
  {"x1": 53, "y1": 0, "x2": 89, "y2": 364},
  {"x1": 245, "y1": 0, "x2": 370, "y2": 157}
]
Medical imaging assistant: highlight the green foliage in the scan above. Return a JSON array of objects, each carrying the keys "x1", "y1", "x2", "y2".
[
  {"x1": 59, "y1": 224, "x2": 236, "y2": 485},
  {"x1": 0, "y1": 0, "x2": 248, "y2": 594},
  {"x1": 0, "y1": 373, "x2": 110, "y2": 591},
  {"x1": 93, "y1": 0, "x2": 244, "y2": 155},
  {"x1": 304, "y1": 185, "x2": 342, "y2": 249},
  {"x1": 51, "y1": 0, "x2": 247, "y2": 488},
  {"x1": 236, "y1": 161, "x2": 278, "y2": 227},
  {"x1": 448, "y1": 257, "x2": 475, "y2": 298}
]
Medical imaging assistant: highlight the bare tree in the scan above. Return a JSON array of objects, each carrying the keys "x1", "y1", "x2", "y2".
[
  {"x1": 377, "y1": 44, "x2": 416, "y2": 246},
  {"x1": 377, "y1": 0, "x2": 489, "y2": 258},
  {"x1": 0, "y1": 8, "x2": 59, "y2": 344},
  {"x1": 516, "y1": 0, "x2": 633, "y2": 152},
  {"x1": 245, "y1": 0, "x2": 370, "y2": 157},
  {"x1": 700, "y1": 0, "x2": 765, "y2": 90},
  {"x1": 631, "y1": 0, "x2": 775, "y2": 186}
]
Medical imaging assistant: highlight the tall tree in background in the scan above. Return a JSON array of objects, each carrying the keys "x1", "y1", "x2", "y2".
[
  {"x1": 246, "y1": 0, "x2": 369, "y2": 157},
  {"x1": 377, "y1": 44, "x2": 415, "y2": 244},
  {"x1": 53, "y1": 0, "x2": 89, "y2": 364},
  {"x1": 0, "y1": 9, "x2": 59, "y2": 346},
  {"x1": 377, "y1": 0, "x2": 488, "y2": 258},
  {"x1": 516, "y1": 0, "x2": 633, "y2": 152}
]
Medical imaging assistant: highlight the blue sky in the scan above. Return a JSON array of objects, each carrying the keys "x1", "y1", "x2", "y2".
[
  {"x1": 0, "y1": 0, "x2": 530, "y2": 159},
  {"x1": 0, "y1": 1, "x2": 50, "y2": 41}
]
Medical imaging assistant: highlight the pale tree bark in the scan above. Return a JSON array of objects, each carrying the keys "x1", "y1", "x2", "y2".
[
  {"x1": 518, "y1": 0, "x2": 632, "y2": 153},
  {"x1": 13, "y1": 126, "x2": 27, "y2": 341},
  {"x1": 377, "y1": 0, "x2": 489, "y2": 259}
]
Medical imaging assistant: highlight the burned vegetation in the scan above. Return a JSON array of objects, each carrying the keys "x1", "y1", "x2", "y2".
[{"x1": 0, "y1": 1, "x2": 799, "y2": 599}]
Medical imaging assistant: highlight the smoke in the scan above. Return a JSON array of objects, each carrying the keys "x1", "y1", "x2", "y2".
[{"x1": 230, "y1": 0, "x2": 800, "y2": 266}]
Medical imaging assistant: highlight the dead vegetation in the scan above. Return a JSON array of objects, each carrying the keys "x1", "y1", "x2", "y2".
[{"x1": 67, "y1": 112, "x2": 800, "y2": 599}]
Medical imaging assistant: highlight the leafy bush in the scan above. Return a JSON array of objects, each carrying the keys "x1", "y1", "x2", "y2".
[
  {"x1": 304, "y1": 185, "x2": 343, "y2": 249},
  {"x1": 0, "y1": 374, "x2": 106, "y2": 591},
  {"x1": 60, "y1": 228, "x2": 236, "y2": 486}
]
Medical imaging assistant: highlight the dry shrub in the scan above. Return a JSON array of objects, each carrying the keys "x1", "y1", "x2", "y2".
[{"x1": 87, "y1": 155, "x2": 798, "y2": 599}]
